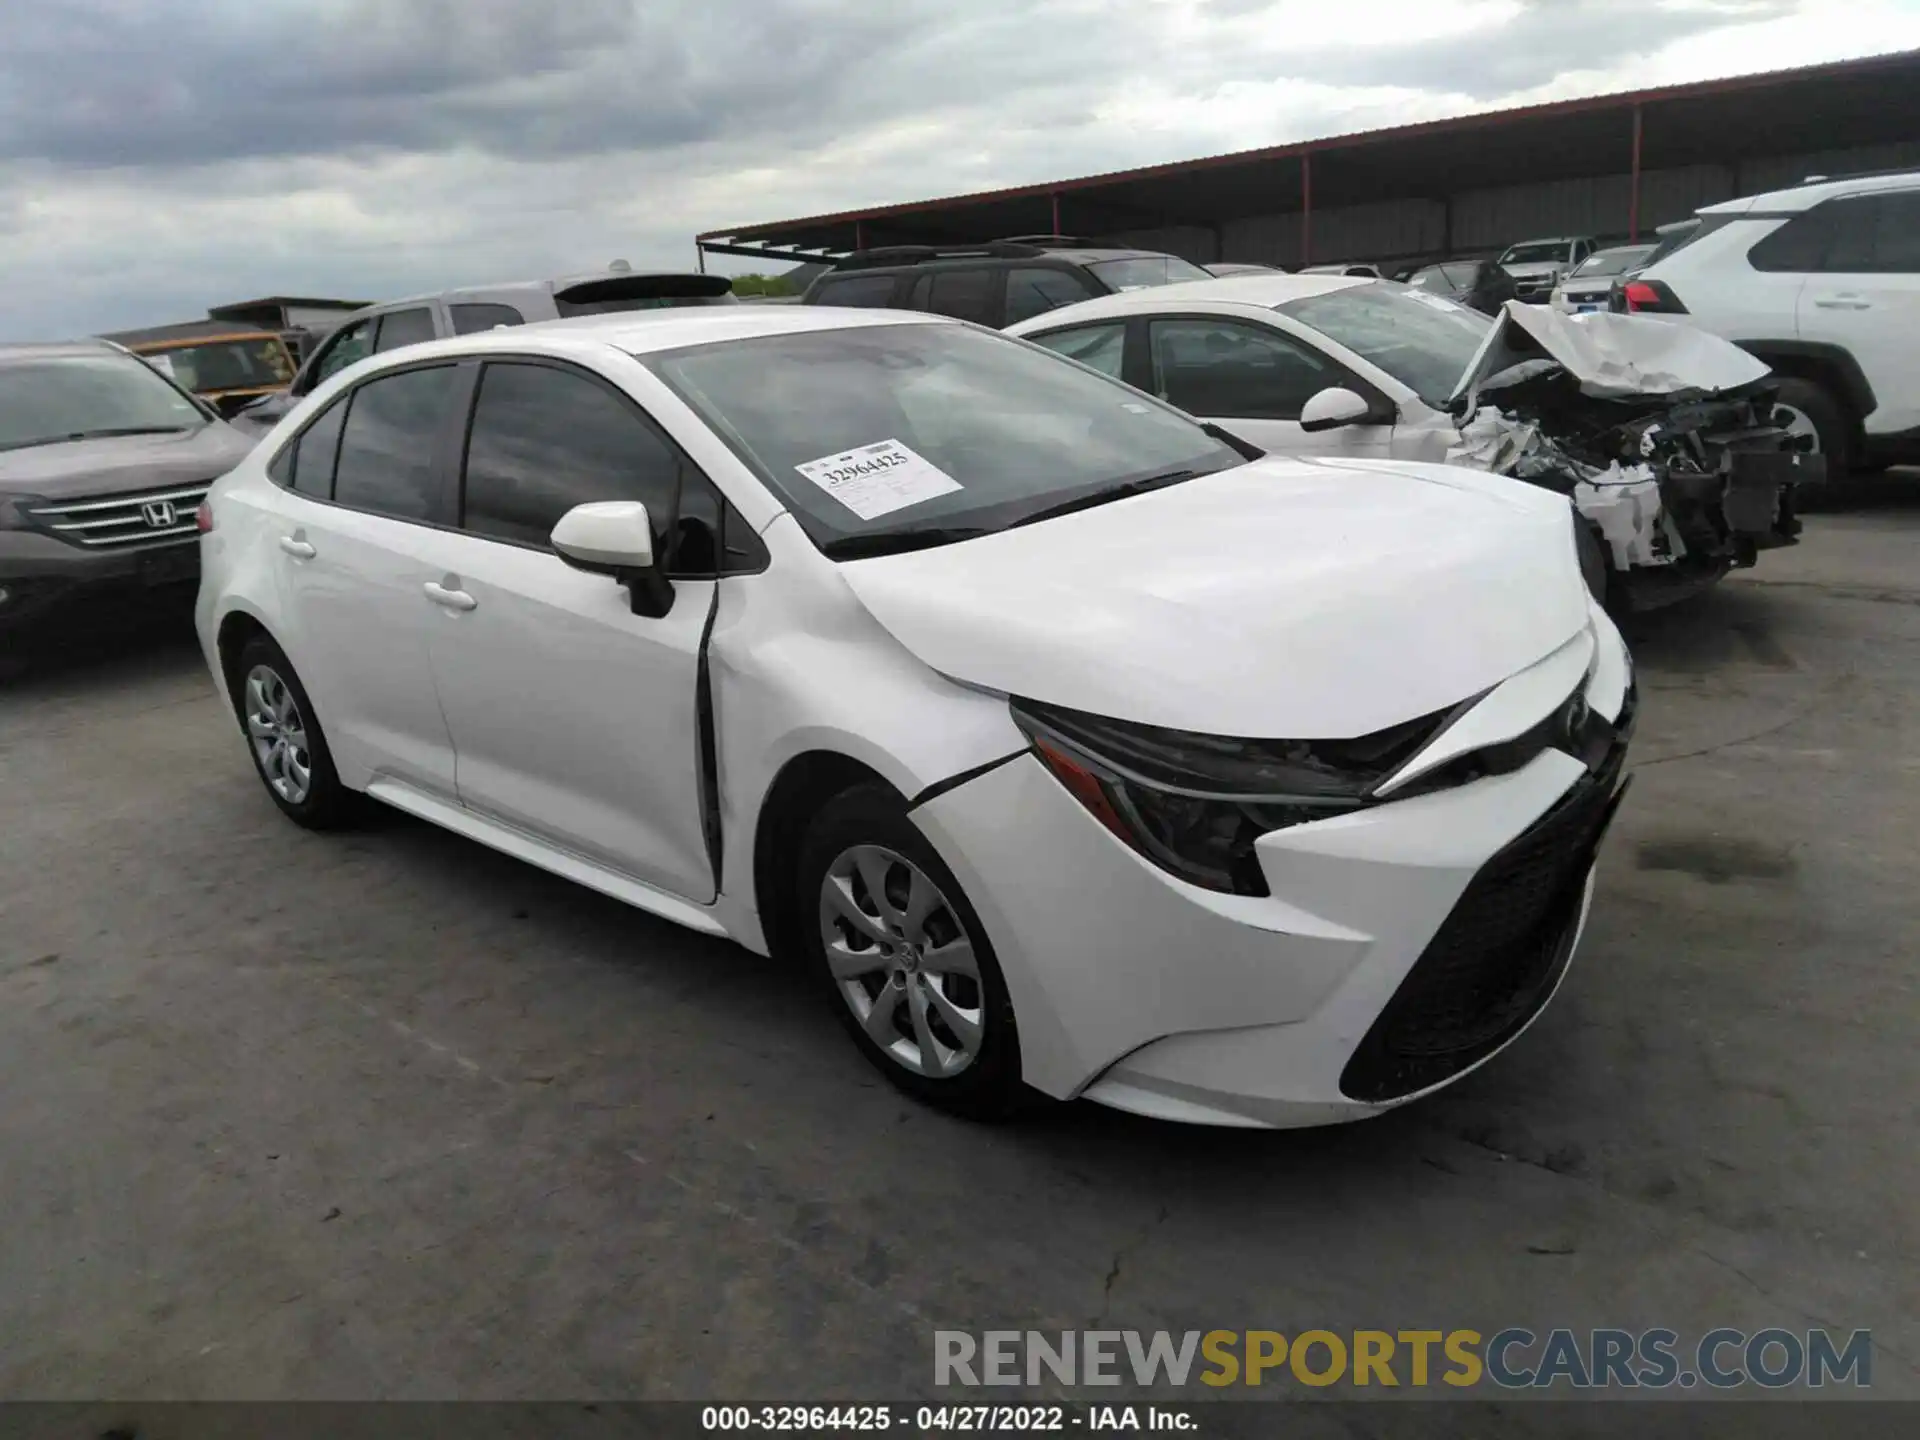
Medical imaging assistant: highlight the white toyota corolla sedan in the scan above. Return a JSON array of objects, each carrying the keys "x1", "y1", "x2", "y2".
[{"x1": 195, "y1": 304, "x2": 1634, "y2": 1128}]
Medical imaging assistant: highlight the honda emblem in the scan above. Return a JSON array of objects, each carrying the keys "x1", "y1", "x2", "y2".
[{"x1": 141, "y1": 500, "x2": 178, "y2": 528}]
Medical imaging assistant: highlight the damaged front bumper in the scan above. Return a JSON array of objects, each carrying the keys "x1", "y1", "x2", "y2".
[{"x1": 1444, "y1": 304, "x2": 1825, "y2": 612}]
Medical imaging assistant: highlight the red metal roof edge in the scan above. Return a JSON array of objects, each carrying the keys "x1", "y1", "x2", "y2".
[{"x1": 698, "y1": 46, "x2": 1920, "y2": 242}]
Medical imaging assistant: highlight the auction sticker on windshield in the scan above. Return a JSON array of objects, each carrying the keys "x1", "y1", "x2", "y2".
[{"x1": 795, "y1": 438, "x2": 962, "y2": 521}]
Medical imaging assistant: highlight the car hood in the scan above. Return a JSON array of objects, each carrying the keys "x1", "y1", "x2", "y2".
[
  {"x1": 0, "y1": 423, "x2": 258, "y2": 500},
  {"x1": 1451, "y1": 300, "x2": 1771, "y2": 410},
  {"x1": 1502, "y1": 261, "x2": 1564, "y2": 281},
  {"x1": 836, "y1": 456, "x2": 1590, "y2": 738}
]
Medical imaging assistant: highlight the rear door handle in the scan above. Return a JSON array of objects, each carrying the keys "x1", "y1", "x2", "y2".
[
  {"x1": 423, "y1": 580, "x2": 477, "y2": 612},
  {"x1": 278, "y1": 536, "x2": 316, "y2": 559},
  {"x1": 1813, "y1": 296, "x2": 1872, "y2": 310}
]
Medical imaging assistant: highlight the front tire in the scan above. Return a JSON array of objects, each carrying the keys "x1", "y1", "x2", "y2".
[
  {"x1": 796, "y1": 784, "x2": 1025, "y2": 1119},
  {"x1": 229, "y1": 634, "x2": 360, "y2": 830}
]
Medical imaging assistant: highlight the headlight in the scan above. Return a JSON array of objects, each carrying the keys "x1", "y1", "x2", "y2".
[{"x1": 1009, "y1": 698, "x2": 1449, "y2": 896}]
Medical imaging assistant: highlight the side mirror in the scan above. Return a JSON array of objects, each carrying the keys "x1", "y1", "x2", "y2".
[
  {"x1": 1299, "y1": 386, "x2": 1375, "y2": 433},
  {"x1": 551, "y1": 501, "x2": 674, "y2": 617}
]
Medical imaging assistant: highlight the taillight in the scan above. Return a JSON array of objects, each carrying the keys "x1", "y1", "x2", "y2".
[
  {"x1": 1620, "y1": 279, "x2": 1687, "y2": 314},
  {"x1": 195, "y1": 500, "x2": 214, "y2": 533}
]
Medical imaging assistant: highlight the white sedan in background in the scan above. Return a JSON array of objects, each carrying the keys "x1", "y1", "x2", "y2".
[
  {"x1": 196, "y1": 304, "x2": 1632, "y2": 1128},
  {"x1": 1008, "y1": 273, "x2": 1816, "y2": 611}
]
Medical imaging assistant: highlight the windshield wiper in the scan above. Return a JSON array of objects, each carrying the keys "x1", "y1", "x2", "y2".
[
  {"x1": 0, "y1": 425, "x2": 197, "y2": 453},
  {"x1": 1007, "y1": 468, "x2": 1203, "y2": 529},
  {"x1": 63, "y1": 425, "x2": 195, "y2": 440},
  {"x1": 823, "y1": 525, "x2": 998, "y2": 560}
]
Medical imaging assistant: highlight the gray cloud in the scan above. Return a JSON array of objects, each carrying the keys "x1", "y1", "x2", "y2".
[
  {"x1": 1266, "y1": 0, "x2": 1801, "y2": 99},
  {"x1": 4, "y1": 0, "x2": 1779, "y2": 172},
  {"x1": 0, "y1": 0, "x2": 1897, "y2": 339}
]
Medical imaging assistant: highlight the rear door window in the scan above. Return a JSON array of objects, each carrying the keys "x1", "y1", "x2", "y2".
[
  {"x1": 1003, "y1": 267, "x2": 1097, "y2": 325},
  {"x1": 1148, "y1": 317, "x2": 1345, "y2": 420},
  {"x1": 1805, "y1": 191, "x2": 1920, "y2": 273},
  {"x1": 810, "y1": 274, "x2": 900, "y2": 308},
  {"x1": 373, "y1": 307, "x2": 437, "y2": 353},
  {"x1": 918, "y1": 268, "x2": 997, "y2": 325},
  {"x1": 330, "y1": 365, "x2": 458, "y2": 521},
  {"x1": 450, "y1": 303, "x2": 526, "y2": 334}
]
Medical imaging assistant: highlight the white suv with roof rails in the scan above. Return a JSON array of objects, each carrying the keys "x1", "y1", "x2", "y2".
[
  {"x1": 1617, "y1": 169, "x2": 1920, "y2": 471},
  {"x1": 229, "y1": 268, "x2": 736, "y2": 437}
]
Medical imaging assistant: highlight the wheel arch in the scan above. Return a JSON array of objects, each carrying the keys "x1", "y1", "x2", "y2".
[
  {"x1": 1736, "y1": 340, "x2": 1876, "y2": 432},
  {"x1": 750, "y1": 750, "x2": 902, "y2": 964},
  {"x1": 215, "y1": 607, "x2": 275, "y2": 714}
]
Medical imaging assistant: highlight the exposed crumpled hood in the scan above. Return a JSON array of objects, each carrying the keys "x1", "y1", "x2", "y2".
[
  {"x1": 0, "y1": 423, "x2": 257, "y2": 501},
  {"x1": 1451, "y1": 301, "x2": 1771, "y2": 411},
  {"x1": 837, "y1": 456, "x2": 1592, "y2": 739}
]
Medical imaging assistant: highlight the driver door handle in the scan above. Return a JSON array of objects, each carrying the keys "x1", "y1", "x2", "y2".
[
  {"x1": 423, "y1": 580, "x2": 477, "y2": 612},
  {"x1": 278, "y1": 536, "x2": 316, "y2": 559},
  {"x1": 1813, "y1": 295, "x2": 1871, "y2": 310}
]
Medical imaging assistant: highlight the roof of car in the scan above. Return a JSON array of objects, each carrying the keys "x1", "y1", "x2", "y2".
[
  {"x1": 1699, "y1": 166, "x2": 1920, "y2": 216},
  {"x1": 1003, "y1": 273, "x2": 1373, "y2": 331},
  {"x1": 329, "y1": 302, "x2": 954, "y2": 374},
  {"x1": 99, "y1": 319, "x2": 284, "y2": 347},
  {"x1": 0, "y1": 339, "x2": 127, "y2": 365},
  {"x1": 378, "y1": 270, "x2": 725, "y2": 308}
]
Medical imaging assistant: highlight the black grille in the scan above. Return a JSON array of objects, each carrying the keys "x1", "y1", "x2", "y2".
[{"x1": 1340, "y1": 751, "x2": 1630, "y2": 1103}]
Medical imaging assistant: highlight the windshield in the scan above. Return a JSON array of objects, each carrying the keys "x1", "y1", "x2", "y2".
[
  {"x1": 642, "y1": 321, "x2": 1245, "y2": 556},
  {"x1": 0, "y1": 353, "x2": 206, "y2": 452},
  {"x1": 1276, "y1": 281, "x2": 1491, "y2": 409},
  {"x1": 146, "y1": 336, "x2": 294, "y2": 393},
  {"x1": 1084, "y1": 255, "x2": 1213, "y2": 291},
  {"x1": 1410, "y1": 263, "x2": 1476, "y2": 292},
  {"x1": 1498, "y1": 241, "x2": 1575, "y2": 266},
  {"x1": 1568, "y1": 246, "x2": 1654, "y2": 280}
]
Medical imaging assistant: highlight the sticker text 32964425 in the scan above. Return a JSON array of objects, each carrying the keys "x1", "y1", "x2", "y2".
[{"x1": 794, "y1": 438, "x2": 962, "y2": 521}]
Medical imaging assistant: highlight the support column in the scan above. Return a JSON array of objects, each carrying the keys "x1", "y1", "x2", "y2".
[
  {"x1": 855, "y1": 218, "x2": 867, "y2": 251},
  {"x1": 1629, "y1": 103, "x2": 1644, "y2": 241},
  {"x1": 1300, "y1": 151, "x2": 1313, "y2": 267},
  {"x1": 695, "y1": 242, "x2": 707, "y2": 275},
  {"x1": 1052, "y1": 192, "x2": 1062, "y2": 237}
]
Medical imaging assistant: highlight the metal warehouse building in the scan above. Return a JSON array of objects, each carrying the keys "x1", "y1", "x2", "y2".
[{"x1": 697, "y1": 49, "x2": 1920, "y2": 274}]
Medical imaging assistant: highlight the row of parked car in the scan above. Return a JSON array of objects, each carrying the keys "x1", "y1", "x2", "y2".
[
  {"x1": 4, "y1": 162, "x2": 1899, "y2": 1127},
  {"x1": 6, "y1": 165, "x2": 1908, "y2": 656}
]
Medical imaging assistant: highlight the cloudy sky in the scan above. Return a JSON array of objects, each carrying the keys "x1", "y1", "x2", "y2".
[{"x1": 3, "y1": 0, "x2": 1917, "y2": 338}]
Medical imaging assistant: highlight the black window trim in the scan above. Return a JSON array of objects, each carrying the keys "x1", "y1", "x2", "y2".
[
  {"x1": 264, "y1": 355, "x2": 470, "y2": 533},
  {"x1": 450, "y1": 351, "x2": 768, "y2": 578},
  {"x1": 1134, "y1": 310, "x2": 1397, "y2": 423}
]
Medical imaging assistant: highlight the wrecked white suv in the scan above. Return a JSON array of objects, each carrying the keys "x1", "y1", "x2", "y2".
[{"x1": 1010, "y1": 274, "x2": 1821, "y2": 611}]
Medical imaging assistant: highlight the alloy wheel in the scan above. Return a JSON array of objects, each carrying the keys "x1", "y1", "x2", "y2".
[
  {"x1": 818, "y1": 844, "x2": 985, "y2": 1079},
  {"x1": 1770, "y1": 402, "x2": 1822, "y2": 453},
  {"x1": 244, "y1": 664, "x2": 312, "y2": 804}
]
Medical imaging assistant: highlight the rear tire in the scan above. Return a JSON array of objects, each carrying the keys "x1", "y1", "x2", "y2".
[
  {"x1": 796, "y1": 783, "x2": 1026, "y2": 1119},
  {"x1": 1769, "y1": 376, "x2": 1852, "y2": 473},
  {"x1": 229, "y1": 634, "x2": 361, "y2": 830}
]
